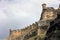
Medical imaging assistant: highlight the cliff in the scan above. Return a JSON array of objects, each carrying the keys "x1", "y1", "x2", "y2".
[{"x1": 7, "y1": 3, "x2": 60, "y2": 40}]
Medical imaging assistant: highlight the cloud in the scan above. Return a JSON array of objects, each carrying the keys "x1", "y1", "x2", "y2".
[
  {"x1": 0, "y1": 10, "x2": 7, "y2": 20},
  {"x1": 0, "y1": 0, "x2": 60, "y2": 40}
]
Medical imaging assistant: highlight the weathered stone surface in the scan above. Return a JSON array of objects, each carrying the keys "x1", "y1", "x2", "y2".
[{"x1": 7, "y1": 3, "x2": 60, "y2": 40}]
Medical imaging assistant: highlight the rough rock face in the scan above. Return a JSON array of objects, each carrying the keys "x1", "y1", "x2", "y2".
[{"x1": 7, "y1": 3, "x2": 60, "y2": 40}]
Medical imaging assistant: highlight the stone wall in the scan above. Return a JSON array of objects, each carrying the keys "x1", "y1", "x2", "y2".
[{"x1": 7, "y1": 3, "x2": 60, "y2": 40}]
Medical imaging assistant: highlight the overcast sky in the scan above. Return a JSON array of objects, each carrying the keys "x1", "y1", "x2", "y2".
[{"x1": 0, "y1": 0, "x2": 60, "y2": 40}]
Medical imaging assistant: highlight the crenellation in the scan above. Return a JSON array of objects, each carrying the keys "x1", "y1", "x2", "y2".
[{"x1": 7, "y1": 3, "x2": 60, "y2": 40}]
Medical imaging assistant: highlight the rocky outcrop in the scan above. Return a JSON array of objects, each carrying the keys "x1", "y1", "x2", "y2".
[{"x1": 7, "y1": 3, "x2": 60, "y2": 40}]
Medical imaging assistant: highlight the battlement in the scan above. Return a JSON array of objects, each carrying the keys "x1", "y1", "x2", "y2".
[
  {"x1": 7, "y1": 3, "x2": 60, "y2": 40},
  {"x1": 9, "y1": 22, "x2": 38, "y2": 39},
  {"x1": 9, "y1": 3, "x2": 60, "y2": 36}
]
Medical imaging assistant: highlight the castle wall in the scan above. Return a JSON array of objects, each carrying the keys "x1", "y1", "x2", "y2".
[{"x1": 7, "y1": 3, "x2": 60, "y2": 40}]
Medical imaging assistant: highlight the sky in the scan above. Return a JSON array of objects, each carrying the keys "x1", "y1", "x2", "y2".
[{"x1": 0, "y1": 0, "x2": 60, "y2": 40}]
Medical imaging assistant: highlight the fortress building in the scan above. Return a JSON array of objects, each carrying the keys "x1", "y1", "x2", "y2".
[{"x1": 7, "y1": 3, "x2": 60, "y2": 40}]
